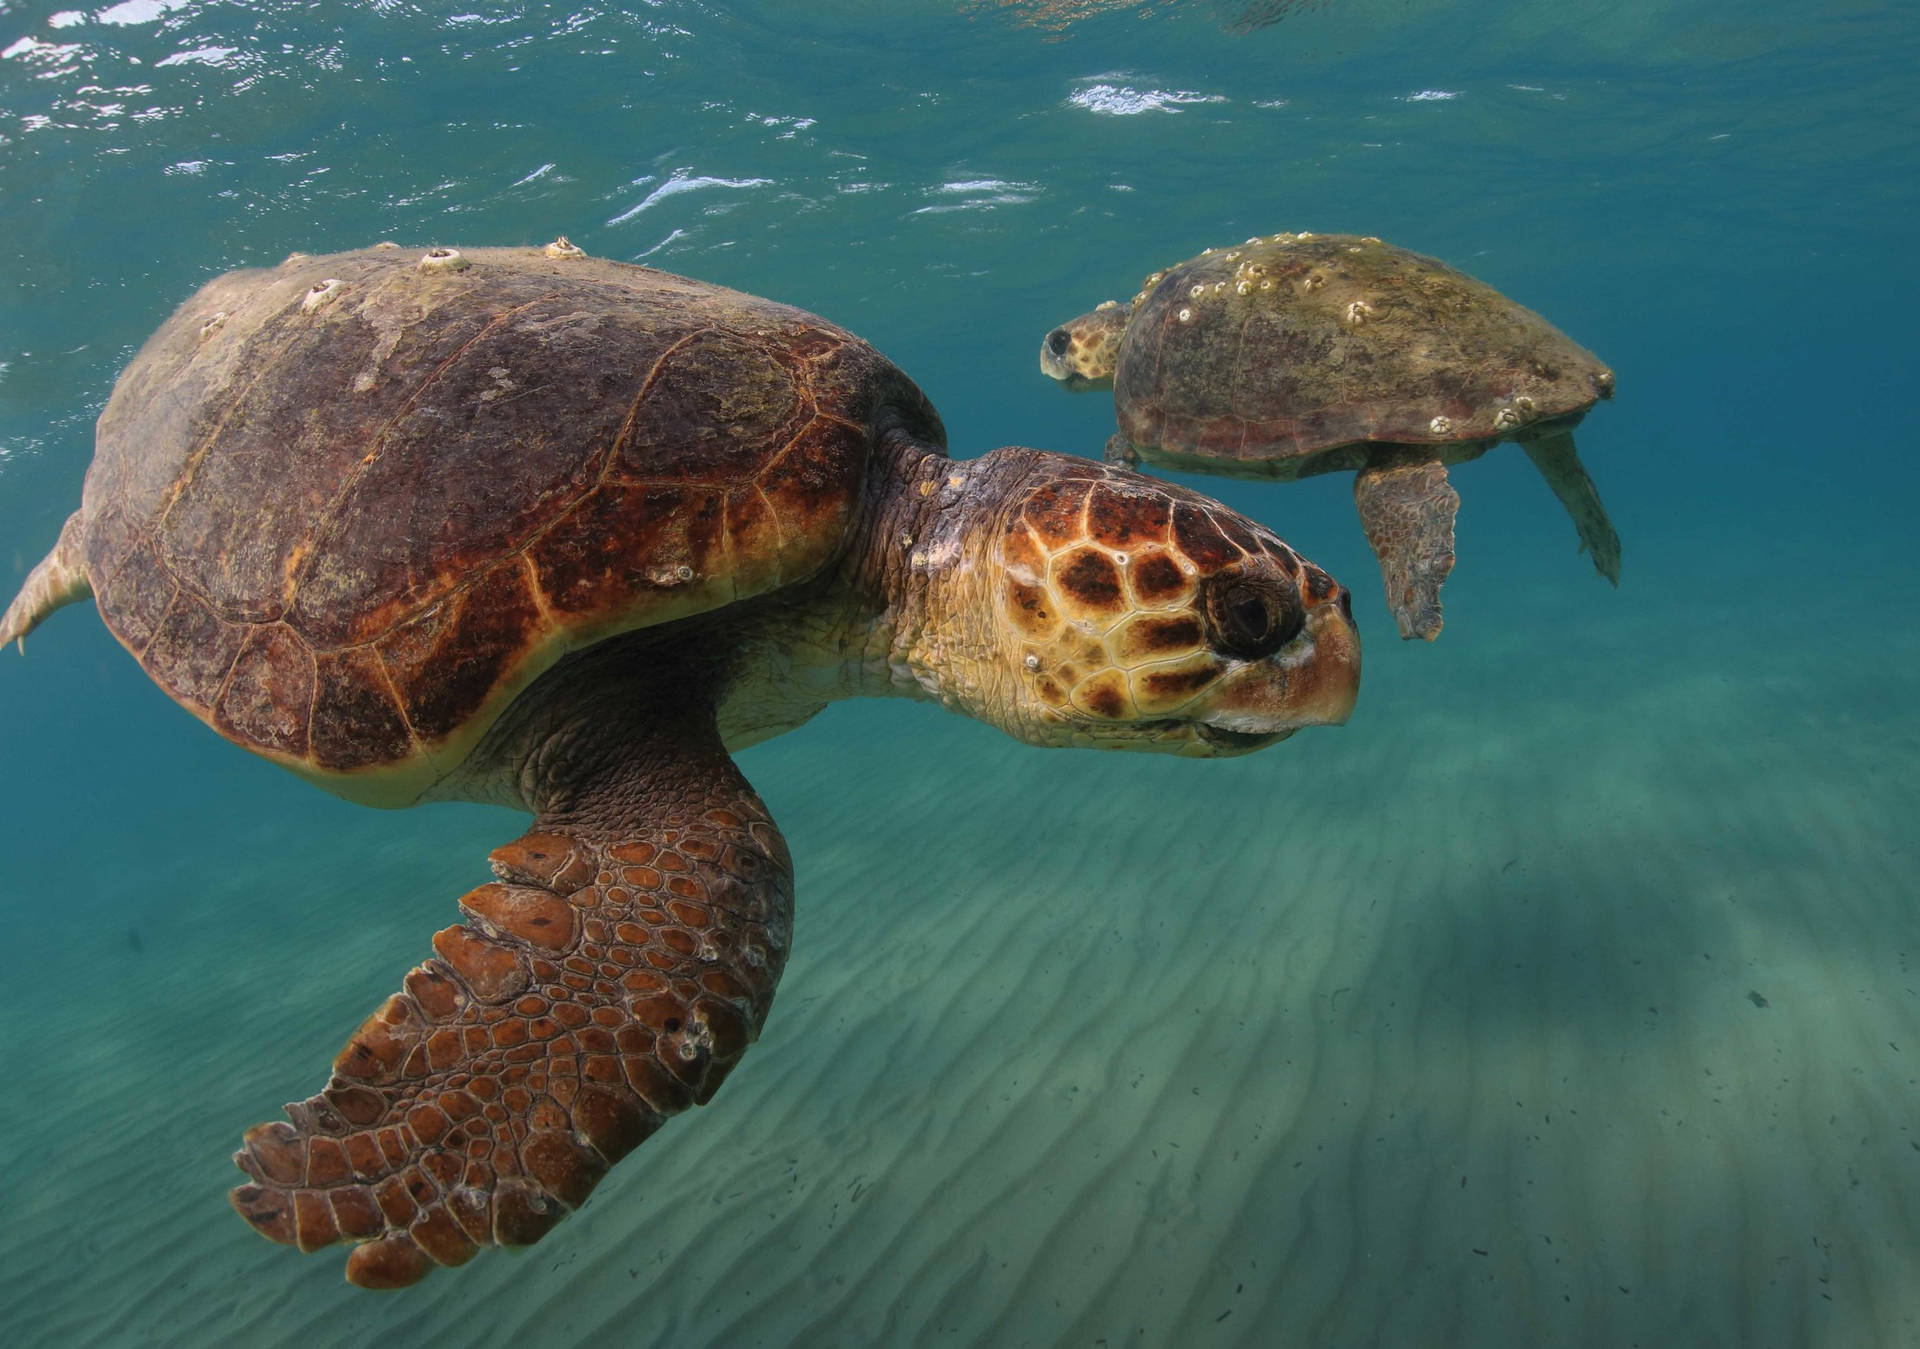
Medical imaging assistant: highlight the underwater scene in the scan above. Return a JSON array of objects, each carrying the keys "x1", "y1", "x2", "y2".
[{"x1": 2, "y1": 1, "x2": 1917, "y2": 1345}]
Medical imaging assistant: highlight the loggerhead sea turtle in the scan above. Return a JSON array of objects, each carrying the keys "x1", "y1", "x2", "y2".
[
  {"x1": 1, "y1": 241, "x2": 1360, "y2": 1288},
  {"x1": 1040, "y1": 231, "x2": 1620, "y2": 641},
  {"x1": 980, "y1": 0, "x2": 1311, "y2": 35}
]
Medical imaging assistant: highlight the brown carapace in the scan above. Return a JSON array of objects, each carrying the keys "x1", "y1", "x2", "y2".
[
  {"x1": 3, "y1": 242, "x2": 1360, "y2": 1287},
  {"x1": 1041, "y1": 231, "x2": 1621, "y2": 640},
  {"x1": 53, "y1": 243, "x2": 935, "y2": 803}
]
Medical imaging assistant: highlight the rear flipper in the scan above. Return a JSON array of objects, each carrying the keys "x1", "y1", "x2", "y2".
[
  {"x1": 230, "y1": 738, "x2": 793, "y2": 1288},
  {"x1": 1353, "y1": 448, "x2": 1459, "y2": 642},
  {"x1": 1520, "y1": 429, "x2": 1621, "y2": 585},
  {"x1": 2, "y1": 511, "x2": 90, "y2": 650}
]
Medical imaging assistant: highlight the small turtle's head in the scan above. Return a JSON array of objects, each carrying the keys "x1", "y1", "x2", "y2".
[
  {"x1": 906, "y1": 449, "x2": 1359, "y2": 758},
  {"x1": 1038, "y1": 301, "x2": 1132, "y2": 389}
]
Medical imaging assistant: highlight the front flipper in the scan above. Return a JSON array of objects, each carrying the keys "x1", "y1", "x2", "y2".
[
  {"x1": 1519, "y1": 429, "x2": 1621, "y2": 585},
  {"x1": 1353, "y1": 448, "x2": 1460, "y2": 642},
  {"x1": 230, "y1": 727, "x2": 793, "y2": 1288}
]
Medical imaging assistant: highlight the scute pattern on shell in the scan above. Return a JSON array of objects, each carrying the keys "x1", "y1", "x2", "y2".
[
  {"x1": 1113, "y1": 233, "x2": 1612, "y2": 468},
  {"x1": 78, "y1": 247, "x2": 943, "y2": 790}
]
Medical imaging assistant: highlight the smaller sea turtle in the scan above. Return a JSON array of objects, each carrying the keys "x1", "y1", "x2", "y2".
[
  {"x1": 981, "y1": 0, "x2": 1307, "y2": 35},
  {"x1": 1040, "y1": 232, "x2": 1620, "y2": 641},
  {"x1": 3, "y1": 242, "x2": 1359, "y2": 1288}
]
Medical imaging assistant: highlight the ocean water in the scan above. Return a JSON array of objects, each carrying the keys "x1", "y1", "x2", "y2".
[{"x1": 2, "y1": 1, "x2": 1917, "y2": 1345}]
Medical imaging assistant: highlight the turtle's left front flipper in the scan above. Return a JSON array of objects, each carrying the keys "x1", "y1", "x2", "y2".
[
  {"x1": 230, "y1": 713, "x2": 793, "y2": 1288},
  {"x1": 1521, "y1": 429, "x2": 1621, "y2": 585},
  {"x1": 1354, "y1": 447, "x2": 1459, "y2": 642}
]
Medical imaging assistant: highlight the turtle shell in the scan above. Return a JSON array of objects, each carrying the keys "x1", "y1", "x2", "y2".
[
  {"x1": 79, "y1": 245, "x2": 943, "y2": 803},
  {"x1": 1113, "y1": 233, "x2": 1613, "y2": 475}
]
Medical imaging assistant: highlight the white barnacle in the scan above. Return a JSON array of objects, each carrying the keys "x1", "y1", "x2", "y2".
[
  {"x1": 1347, "y1": 245, "x2": 1364, "y2": 254},
  {"x1": 544, "y1": 236, "x2": 585, "y2": 259},
  {"x1": 1235, "y1": 280, "x2": 1252, "y2": 296},
  {"x1": 418, "y1": 246, "x2": 471, "y2": 274},
  {"x1": 1132, "y1": 291, "x2": 1147, "y2": 306},
  {"x1": 1024, "y1": 653, "x2": 1042, "y2": 671},
  {"x1": 1296, "y1": 230, "x2": 1315, "y2": 239},
  {"x1": 1259, "y1": 279, "x2": 1275, "y2": 291},
  {"x1": 1177, "y1": 307, "x2": 1194, "y2": 323},
  {"x1": 1514, "y1": 395, "x2": 1538, "y2": 415},
  {"x1": 1095, "y1": 298, "x2": 1121, "y2": 311},
  {"x1": 300, "y1": 278, "x2": 345, "y2": 314},
  {"x1": 1224, "y1": 251, "x2": 1240, "y2": 261},
  {"x1": 373, "y1": 240, "x2": 401, "y2": 250},
  {"x1": 1302, "y1": 273, "x2": 1326, "y2": 292},
  {"x1": 1200, "y1": 246, "x2": 1214, "y2": 255},
  {"x1": 1493, "y1": 406, "x2": 1521, "y2": 430},
  {"x1": 1362, "y1": 235, "x2": 1382, "y2": 244},
  {"x1": 1429, "y1": 415, "x2": 1454, "y2": 435},
  {"x1": 1212, "y1": 281, "x2": 1227, "y2": 295},
  {"x1": 1189, "y1": 284, "x2": 1206, "y2": 299},
  {"x1": 198, "y1": 311, "x2": 228, "y2": 341},
  {"x1": 1344, "y1": 299, "x2": 1376, "y2": 325}
]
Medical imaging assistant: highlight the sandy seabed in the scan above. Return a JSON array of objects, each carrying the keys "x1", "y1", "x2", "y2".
[{"x1": 2, "y1": 568, "x2": 1916, "y2": 1349}]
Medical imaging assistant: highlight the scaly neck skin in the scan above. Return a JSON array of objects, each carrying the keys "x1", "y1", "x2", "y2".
[
  {"x1": 702, "y1": 432, "x2": 1035, "y2": 742},
  {"x1": 808, "y1": 433, "x2": 1028, "y2": 714},
  {"x1": 461, "y1": 435, "x2": 1022, "y2": 812}
]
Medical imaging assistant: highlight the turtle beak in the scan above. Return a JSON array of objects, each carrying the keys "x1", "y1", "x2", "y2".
[
  {"x1": 1196, "y1": 586, "x2": 1361, "y2": 748},
  {"x1": 1294, "y1": 590, "x2": 1361, "y2": 726}
]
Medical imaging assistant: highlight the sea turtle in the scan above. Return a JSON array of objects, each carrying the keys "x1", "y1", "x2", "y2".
[
  {"x1": 982, "y1": 0, "x2": 1307, "y2": 35},
  {"x1": 1, "y1": 242, "x2": 1361, "y2": 1288},
  {"x1": 1040, "y1": 231, "x2": 1620, "y2": 641}
]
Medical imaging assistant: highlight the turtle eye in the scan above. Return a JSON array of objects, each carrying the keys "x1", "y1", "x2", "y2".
[
  {"x1": 1202, "y1": 575, "x2": 1304, "y2": 660},
  {"x1": 1046, "y1": 328, "x2": 1071, "y2": 356}
]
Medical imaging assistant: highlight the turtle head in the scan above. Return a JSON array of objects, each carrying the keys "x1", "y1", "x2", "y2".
[
  {"x1": 1038, "y1": 301, "x2": 1131, "y2": 389},
  {"x1": 904, "y1": 449, "x2": 1359, "y2": 758}
]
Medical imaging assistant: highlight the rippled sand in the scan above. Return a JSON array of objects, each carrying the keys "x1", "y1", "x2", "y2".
[{"x1": 4, "y1": 567, "x2": 1916, "y2": 1348}]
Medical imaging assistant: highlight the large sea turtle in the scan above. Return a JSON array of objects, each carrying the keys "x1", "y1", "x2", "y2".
[
  {"x1": 1, "y1": 242, "x2": 1360, "y2": 1288},
  {"x1": 1040, "y1": 231, "x2": 1620, "y2": 641}
]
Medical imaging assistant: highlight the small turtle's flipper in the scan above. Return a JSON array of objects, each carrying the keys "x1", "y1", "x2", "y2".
[
  {"x1": 230, "y1": 719, "x2": 793, "y2": 1288},
  {"x1": 1353, "y1": 448, "x2": 1459, "y2": 642},
  {"x1": 1, "y1": 511, "x2": 90, "y2": 651},
  {"x1": 1103, "y1": 432, "x2": 1140, "y2": 469},
  {"x1": 1520, "y1": 429, "x2": 1621, "y2": 585}
]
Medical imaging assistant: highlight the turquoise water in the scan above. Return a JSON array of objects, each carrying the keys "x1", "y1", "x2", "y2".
[{"x1": 3, "y1": 2, "x2": 1918, "y2": 1345}]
